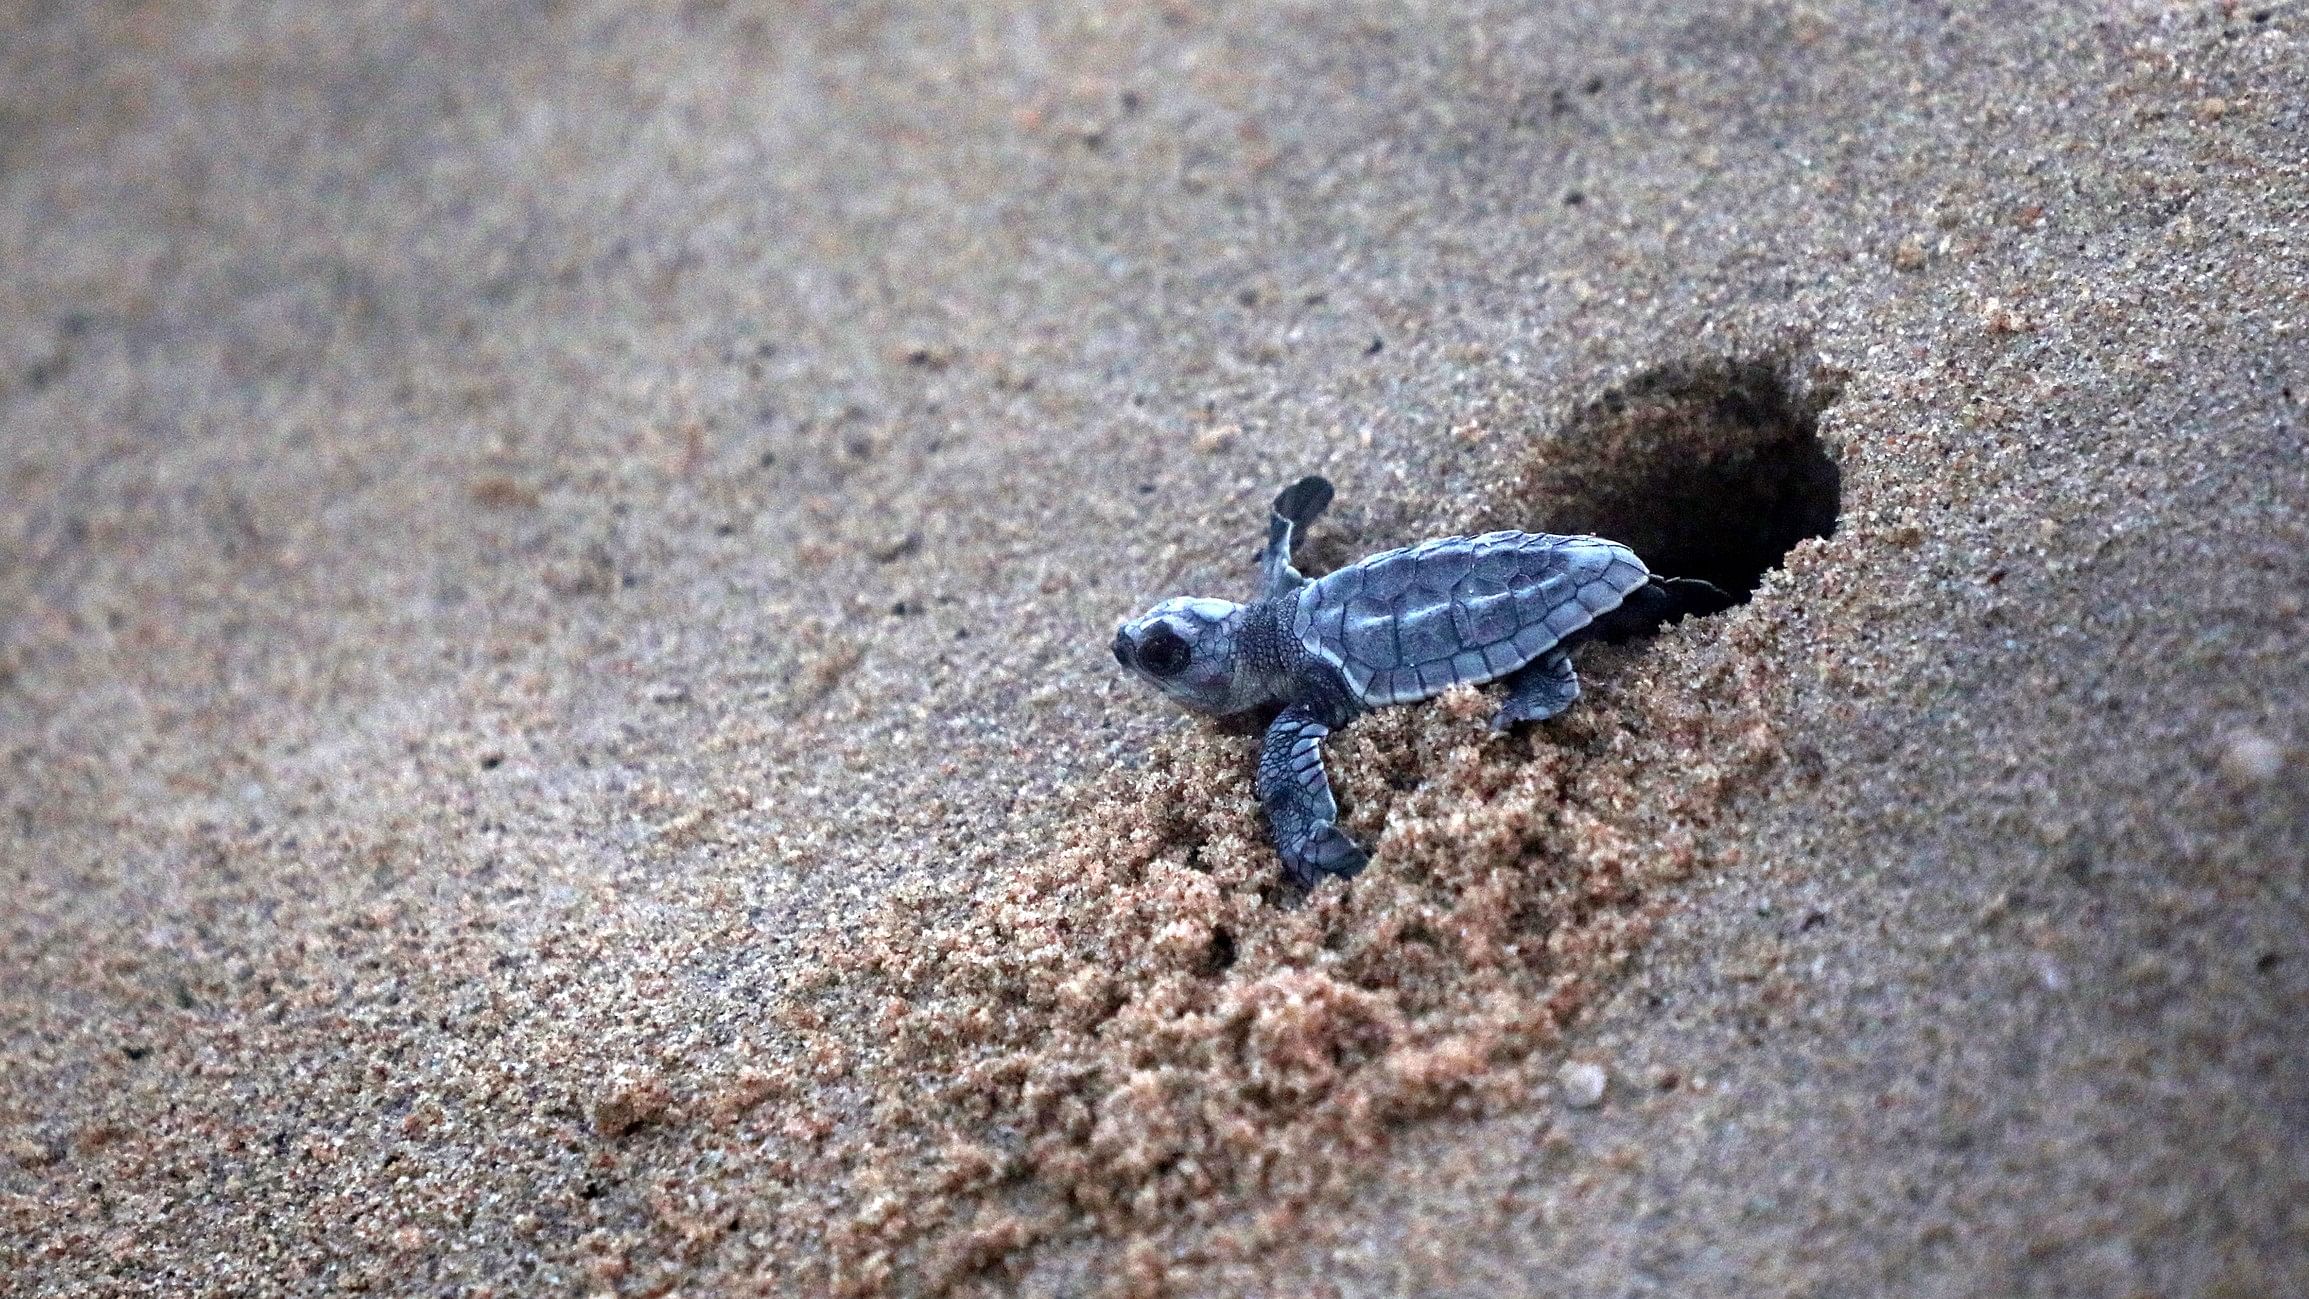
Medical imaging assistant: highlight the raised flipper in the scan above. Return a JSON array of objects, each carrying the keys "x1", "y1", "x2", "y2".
[
  {"x1": 1491, "y1": 647, "x2": 1580, "y2": 730},
  {"x1": 1259, "y1": 475, "x2": 1335, "y2": 598},
  {"x1": 1256, "y1": 703, "x2": 1367, "y2": 885}
]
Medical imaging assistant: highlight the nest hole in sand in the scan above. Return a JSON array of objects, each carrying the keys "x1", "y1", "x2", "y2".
[{"x1": 1514, "y1": 353, "x2": 1844, "y2": 599}]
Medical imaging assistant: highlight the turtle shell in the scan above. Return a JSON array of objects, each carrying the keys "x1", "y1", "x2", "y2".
[{"x1": 1290, "y1": 531, "x2": 1650, "y2": 706}]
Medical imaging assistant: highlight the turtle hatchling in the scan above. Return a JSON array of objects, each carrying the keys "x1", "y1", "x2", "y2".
[{"x1": 1112, "y1": 476, "x2": 1731, "y2": 886}]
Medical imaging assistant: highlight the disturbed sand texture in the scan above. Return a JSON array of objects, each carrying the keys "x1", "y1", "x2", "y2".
[{"x1": 3, "y1": 1, "x2": 2306, "y2": 1295}]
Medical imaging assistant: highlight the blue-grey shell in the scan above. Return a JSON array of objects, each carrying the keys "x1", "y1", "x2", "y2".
[{"x1": 1289, "y1": 532, "x2": 1649, "y2": 705}]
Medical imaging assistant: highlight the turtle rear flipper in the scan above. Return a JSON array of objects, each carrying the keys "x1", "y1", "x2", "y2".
[
  {"x1": 1657, "y1": 575, "x2": 1735, "y2": 619},
  {"x1": 1492, "y1": 648, "x2": 1580, "y2": 730},
  {"x1": 1584, "y1": 576, "x2": 1733, "y2": 643}
]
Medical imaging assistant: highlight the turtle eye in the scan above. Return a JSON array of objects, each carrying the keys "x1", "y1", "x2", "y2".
[{"x1": 1138, "y1": 625, "x2": 1191, "y2": 677}]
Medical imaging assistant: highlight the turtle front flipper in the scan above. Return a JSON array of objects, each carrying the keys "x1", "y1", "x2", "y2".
[
  {"x1": 1255, "y1": 703, "x2": 1368, "y2": 885},
  {"x1": 1259, "y1": 475, "x2": 1334, "y2": 598}
]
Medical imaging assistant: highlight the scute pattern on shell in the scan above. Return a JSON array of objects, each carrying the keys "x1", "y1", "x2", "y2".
[{"x1": 1291, "y1": 531, "x2": 1650, "y2": 706}]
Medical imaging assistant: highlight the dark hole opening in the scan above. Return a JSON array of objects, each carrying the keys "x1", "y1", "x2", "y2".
[
  {"x1": 1204, "y1": 926, "x2": 1238, "y2": 975},
  {"x1": 1513, "y1": 354, "x2": 1843, "y2": 600}
]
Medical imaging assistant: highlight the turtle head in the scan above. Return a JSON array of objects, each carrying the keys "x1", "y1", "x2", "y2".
[{"x1": 1112, "y1": 596, "x2": 1260, "y2": 714}]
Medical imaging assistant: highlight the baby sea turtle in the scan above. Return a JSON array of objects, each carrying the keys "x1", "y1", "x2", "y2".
[{"x1": 1112, "y1": 476, "x2": 1730, "y2": 886}]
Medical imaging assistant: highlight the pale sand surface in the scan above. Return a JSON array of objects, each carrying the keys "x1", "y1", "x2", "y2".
[{"x1": 3, "y1": 2, "x2": 2305, "y2": 1295}]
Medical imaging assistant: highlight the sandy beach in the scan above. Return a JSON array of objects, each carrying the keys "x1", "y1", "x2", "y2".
[{"x1": 3, "y1": 2, "x2": 2304, "y2": 1294}]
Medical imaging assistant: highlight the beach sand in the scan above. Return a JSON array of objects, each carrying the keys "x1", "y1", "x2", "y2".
[{"x1": 3, "y1": 2, "x2": 2304, "y2": 1294}]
